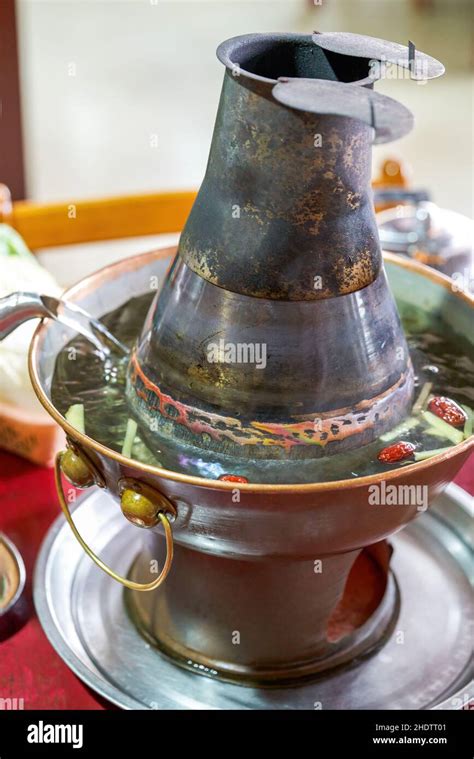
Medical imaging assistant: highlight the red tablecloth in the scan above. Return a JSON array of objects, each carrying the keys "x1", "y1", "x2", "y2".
[
  {"x1": 0, "y1": 450, "x2": 472, "y2": 710},
  {"x1": 0, "y1": 452, "x2": 110, "y2": 709}
]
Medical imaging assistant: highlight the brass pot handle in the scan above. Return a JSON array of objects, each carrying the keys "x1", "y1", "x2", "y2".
[{"x1": 54, "y1": 452, "x2": 174, "y2": 592}]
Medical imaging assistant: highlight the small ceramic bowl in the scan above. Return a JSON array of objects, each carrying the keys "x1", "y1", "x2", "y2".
[{"x1": 0, "y1": 533, "x2": 26, "y2": 640}]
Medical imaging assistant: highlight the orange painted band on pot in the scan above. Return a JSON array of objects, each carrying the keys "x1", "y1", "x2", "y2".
[{"x1": 130, "y1": 350, "x2": 414, "y2": 451}]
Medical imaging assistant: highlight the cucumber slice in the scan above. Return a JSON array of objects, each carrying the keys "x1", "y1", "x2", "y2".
[
  {"x1": 121, "y1": 418, "x2": 138, "y2": 458},
  {"x1": 421, "y1": 411, "x2": 464, "y2": 445},
  {"x1": 379, "y1": 417, "x2": 420, "y2": 443},
  {"x1": 414, "y1": 447, "x2": 452, "y2": 461},
  {"x1": 461, "y1": 405, "x2": 473, "y2": 439},
  {"x1": 65, "y1": 404, "x2": 85, "y2": 434},
  {"x1": 412, "y1": 382, "x2": 433, "y2": 415}
]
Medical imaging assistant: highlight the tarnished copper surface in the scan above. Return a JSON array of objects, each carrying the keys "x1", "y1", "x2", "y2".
[
  {"x1": 29, "y1": 247, "x2": 473, "y2": 492},
  {"x1": 28, "y1": 247, "x2": 473, "y2": 684},
  {"x1": 178, "y1": 33, "x2": 426, "y2": 300},
  {"x1": 129, "y1": 253, "x2": 414, "y2": 459},
  {"x1": 130, "y1": 348, "x2": 413, "y2": 455},
  {"x1": 179, "y1": 71, "x2": 382, "y2": 301},
  {"x1": 23, "y1": 35, "x2": 468, "y2": 686},
  {"x1": 128, "y1": 34, "x2": 425, "y2": 464}
]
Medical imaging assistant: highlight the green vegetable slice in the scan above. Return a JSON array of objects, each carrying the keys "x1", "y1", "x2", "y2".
[
  {"x1": 379, "y1": 417, "x2": 420, "y2": 443},
  {"x1": 414, "y1": 448, "x2": 452, "y2": 461},
  {"x1": 461, "y1": 405, "x2": 473, "y2": 439},
  {"x1": 121, "y1": 418, "x2": 138, "y2": 458},
  {"x1": 412, "y1": 382, "x2": 433, "y2": 415},
  {"x1": 421, "y1": 411, "x2": 464, "y2": 445},
  {"x1": 65, "y1": 404, "x2": 85, "y2": 434}
]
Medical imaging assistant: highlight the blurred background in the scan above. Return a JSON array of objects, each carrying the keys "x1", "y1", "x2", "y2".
[{"x1": 1, "y1": 0, "x2": 473, "y2": 283}]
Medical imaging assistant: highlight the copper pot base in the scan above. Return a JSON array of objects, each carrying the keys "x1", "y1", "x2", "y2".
[
  {"x1": 34, "y1": 484, "x2": 473, "y2": 709},
  {"x1": 125, "y1": 541, "x2": 399, "y2": 687}
]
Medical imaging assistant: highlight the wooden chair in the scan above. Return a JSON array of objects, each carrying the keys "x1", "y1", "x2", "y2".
[{"x1": 0, "y1": 186, "x2": 197, "y2": 252}]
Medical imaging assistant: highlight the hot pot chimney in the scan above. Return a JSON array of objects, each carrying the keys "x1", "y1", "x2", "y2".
[{"x1": 126, "y1": 33, "x2": 443, "y2": 475}]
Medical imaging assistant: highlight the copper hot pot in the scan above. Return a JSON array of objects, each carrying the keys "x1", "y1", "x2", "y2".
[{"x1": 28, "y1": 247, "x2": 473, "y2": 685}]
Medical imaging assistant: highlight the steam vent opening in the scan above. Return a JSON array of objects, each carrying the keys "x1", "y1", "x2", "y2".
[{"x1": 232, "y1": 37, "x2": 372, "y2": 83}]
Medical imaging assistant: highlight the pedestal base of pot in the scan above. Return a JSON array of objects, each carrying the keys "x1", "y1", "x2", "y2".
[
  {"x1": 34, "y1": 485, "x2": 473, "y2": 710},
  {"x1": 126, "y1": 540, "x2": 398, "y2": 686}
]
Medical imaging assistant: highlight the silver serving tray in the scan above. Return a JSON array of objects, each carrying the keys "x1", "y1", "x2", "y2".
[{"x1": 34, "y1": 483, "x2": 473, "y2": 710}]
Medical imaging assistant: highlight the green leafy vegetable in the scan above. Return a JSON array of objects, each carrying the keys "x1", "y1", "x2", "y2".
[{"x1": 0, "y1": 224, "x2": 36, "y2": 262}]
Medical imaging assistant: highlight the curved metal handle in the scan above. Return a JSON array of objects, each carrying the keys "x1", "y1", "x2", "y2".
[{"x1": 54, "y1": 453, "x2": 174, "y2": 592}]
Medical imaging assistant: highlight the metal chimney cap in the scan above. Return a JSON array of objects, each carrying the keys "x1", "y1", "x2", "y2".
[
  {"x1": 312, "y1": 32, "x2": 445, "y2": 81},
  {"x1": 272, "y1": 78, "x2": 414, "y2": 144},
  {"x1": 217, "y1": 32, "x2": 444, "y2": 88}
]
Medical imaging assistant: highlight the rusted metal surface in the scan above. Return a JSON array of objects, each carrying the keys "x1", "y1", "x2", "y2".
[
  {"x1": 129, "y1": 33, "x2": 427, "y2": 461},
  {"x1": 179, "y1": 70, "x2": 384, "y2": 301},
  {"x1": 179, "y1": 33, "x2": 420, "y2": 301}
]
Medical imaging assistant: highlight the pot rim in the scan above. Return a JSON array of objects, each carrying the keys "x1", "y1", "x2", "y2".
[
  {"x1": 29, "y1": 247, "x2": 474, "y2": 494},
  {"x1": 216, "y1": 33, "x2": 377, "y2": 87}
]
